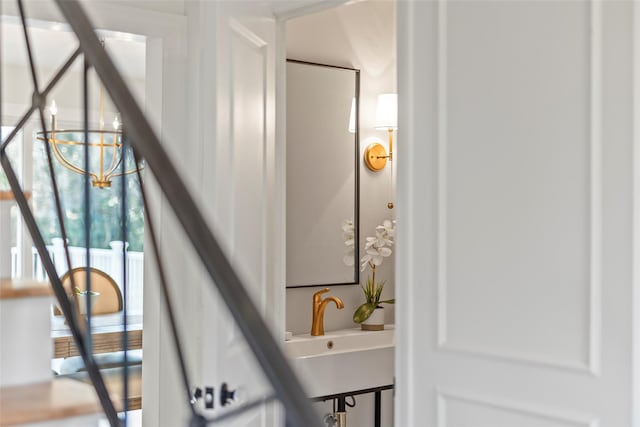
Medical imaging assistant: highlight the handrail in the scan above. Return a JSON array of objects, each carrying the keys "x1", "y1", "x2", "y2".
[{"x1": 52, "y1": 1, "x2": 322, "y2": 427}]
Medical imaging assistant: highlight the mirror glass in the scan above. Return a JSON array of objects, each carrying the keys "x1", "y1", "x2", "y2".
[{"x1": 286, "y1": 60, "x2": 360, "y2": 288}]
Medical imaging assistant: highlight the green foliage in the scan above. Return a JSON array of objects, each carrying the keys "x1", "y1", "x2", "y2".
[
  {"x1": 352, "y1": 276, "x2": 395, "y2": 323},
  {"x1": 31, "y1": 138, "x2": 144, "y2": 251},
  {"x1": 353, "y1": 302, "x2": 377, "y2": 324}
]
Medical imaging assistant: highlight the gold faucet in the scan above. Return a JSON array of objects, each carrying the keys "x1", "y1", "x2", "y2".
[{"x1": 311, "y1": 288, "x2": 344, "y2": 336}]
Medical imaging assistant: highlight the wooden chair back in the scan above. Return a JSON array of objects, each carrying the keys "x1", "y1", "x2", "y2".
[{"x1": 53, "y1": 267, "x2": 123, "y2": 315}]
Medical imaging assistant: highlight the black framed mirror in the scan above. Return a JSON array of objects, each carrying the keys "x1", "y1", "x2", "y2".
[{"x1": 286, "y1": 59, "x2": 360, "y2": 288}]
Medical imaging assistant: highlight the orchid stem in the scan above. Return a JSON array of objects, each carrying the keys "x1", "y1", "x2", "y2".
[{"x1": 370, "y1": 263, "x2": 376, "y2": 304}]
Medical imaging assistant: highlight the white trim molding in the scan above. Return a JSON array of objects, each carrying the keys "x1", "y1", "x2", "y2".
[
  {"x1": 436, "y1": 389, "x2": 599, "y2": 427},
  {"x1": 632, "y1": 1, "x2": 640, "y2": 425}
]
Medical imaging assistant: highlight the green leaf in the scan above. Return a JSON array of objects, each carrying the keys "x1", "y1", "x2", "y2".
[
  {"x1": 353, "y1": 302, "x2": 377, "y2": 323},
  {"x1": 378, "y1": 299, "x2": 395, "y2": 305}
]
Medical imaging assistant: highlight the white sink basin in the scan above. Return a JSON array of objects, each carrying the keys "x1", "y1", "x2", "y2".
[{"x1": 284, "y1": 326, "x2": 394, "y2": 398}]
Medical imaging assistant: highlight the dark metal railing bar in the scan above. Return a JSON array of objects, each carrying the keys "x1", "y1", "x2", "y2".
[
  {"x1": 54, "y1": 2, "x2": 322, "y2": 426},
  {"x1": 132, "y1": 150, "x2": 197, "y2": 416},
  {"x1": 120, "y1": 136, "x2": 129, "y2": 421},
  {"x1": 206, "y1": 395, "x2": 277, "y2": 425},
  {"x1": 83, "y1": 56, "x2": 93, "y2": 349},
  {"x1": 0, "y1": 48, "x2": 82, "y2": 154},
  {"x1": 10, "y1": 3, "x2": 120, "y2": 424}
]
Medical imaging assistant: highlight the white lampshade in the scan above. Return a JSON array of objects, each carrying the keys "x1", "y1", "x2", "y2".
[
  {"x1": 374, "y1": 93, "x2": 397, "y2": 130},
  {"x1": 348, "y1": 97, "x2": 356, "y2": 133}
]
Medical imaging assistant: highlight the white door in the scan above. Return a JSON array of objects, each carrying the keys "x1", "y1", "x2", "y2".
[
  {"x1": 397, "y1": 1, "x2": 637, "y2": 426},
  {"x1": 146, "y1": 2, "x2": 281, "y2": 426},
  {"x1": 194, "y1": 2, "x2": 281, "y2": 427}
]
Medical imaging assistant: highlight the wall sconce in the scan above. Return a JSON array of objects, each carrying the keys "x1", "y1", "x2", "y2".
[{"x1": 364, "y1": 93, "x2": 397, "y2": 172}]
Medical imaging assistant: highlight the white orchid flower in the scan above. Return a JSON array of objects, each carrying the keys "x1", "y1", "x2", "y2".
[
  {"x1": 360, "y1": 254, "x2": 372, "y2": 271},
  {"x1": 364, "y1": 236, "x2": 377, "y2": 250},
  {"x1": 376, "y1": 220, "x2": 396, "y2": 240},
  {"x1": 346, "y1": 218, "x2": 396, "y2": 272},
  {"x1": 342, "y1": 219, "x2": 355, "y2": 267},
  {"x1": 372, "y1": 230, "x2": 393, "y2": 248},
  {"x1": 378, "y1": 247, "x2": 392, "y2": 257},
  {"x1": 350, "y1": 219, "x2": 397, "y2": 320},
  {"x1": 342, "y1": 219, "x2": 354, "y2": 237},
  {"x1": 363, "y1": 245, "x2": 392, "y2": 268}
]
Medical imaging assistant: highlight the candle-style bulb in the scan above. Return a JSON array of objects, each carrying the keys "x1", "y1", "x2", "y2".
[
  {"x1": 113, "y1": 115, "x2": 120, "y2": 130},
  {"x1": 50, "y1": 100, "x2": 58, "y2": 116}
]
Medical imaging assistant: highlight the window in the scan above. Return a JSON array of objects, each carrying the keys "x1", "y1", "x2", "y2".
[
  {"x1": 31, "y1": 129, "x2": 145, "y2": 315},
  {"x1": 1, "y1": 127, "x2": 23, "y2": 276},
  {"x1": 0, "y1": 127, "x2": 22, "y2": 191},
  {"x1": 3, "y1": 24, "x2": 147, "y2": 320},
  {"x1": 2, "y1": 122, "x2": 144, "y2": 317}
]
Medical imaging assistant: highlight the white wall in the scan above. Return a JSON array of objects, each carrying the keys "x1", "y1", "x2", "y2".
[
  {"x1": 108, "y1": 0, "x2": 185, "y2": 16},
  {"x1": 2, "y1": 64, "x2": 145, "y2": 126},
  {"x1": 285, "y1": 0, "x2": 397, "y2": 335}
]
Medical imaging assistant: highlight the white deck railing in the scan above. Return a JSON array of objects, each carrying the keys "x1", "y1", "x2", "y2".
[{"x1": 11, "y1": 239, "x2": 144, "y2": 315}]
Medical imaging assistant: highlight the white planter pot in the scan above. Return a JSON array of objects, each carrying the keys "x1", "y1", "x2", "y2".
[{"x1": 361, "y1": 307, "x2": 385, "y2": 331}]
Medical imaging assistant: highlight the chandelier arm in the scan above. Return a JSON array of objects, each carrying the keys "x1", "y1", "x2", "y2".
[
  {"x1": 39, "y1": 137, "x2": 89, "y2": 147},
  {"x1": 106, "y1": 132, "x2": 120, "y2": 174},
  {"x1": 98, "y1": 84, "x2": 105, "y2": 184},
  {"x1": 37, "y1": 129, "x2": 122, "y2": 135},
  {"x1": 49, "y1": 139, "x2": 91, "y2": 176},
  {"x1": 38, "y1": 136, "x2": 122, "y2": 148},
  {"x1": 107, "y1": 165, "x2": 143, "y2": 180},
  {"x1": 103, "y1": 152, "x2": 124, "y2": 180}
]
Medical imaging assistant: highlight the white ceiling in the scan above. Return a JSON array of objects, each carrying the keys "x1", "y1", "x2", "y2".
[{"x1": 1, "y1": 18, "x2": 146, "y2": 79}]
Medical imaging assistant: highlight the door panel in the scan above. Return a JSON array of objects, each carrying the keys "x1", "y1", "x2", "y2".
[
  {"x1": 439, "y1": 389, "x2": 596, "y2": 427},
  {"x1": 397, "y1": 1, "x2": 634, "y2": 426},
  {"x1": 195, "y1": 2, "x2": 279, "y2": 426},
  {"x1": 231, "y1": 20, "x2": 269, "y2": 308},
  {"x1": 442, "y1": 0, "x2": 596, "y2": 372}
]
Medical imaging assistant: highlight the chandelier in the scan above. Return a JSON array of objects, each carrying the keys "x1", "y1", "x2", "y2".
[{"x1": 36, "y1": 85, "x2": 137, "y2": 189}]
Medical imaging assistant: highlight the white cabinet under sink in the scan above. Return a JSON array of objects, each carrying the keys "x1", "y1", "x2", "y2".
[{"x1": 284, "y1": 326, "x2": 394, "y2": 398}]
